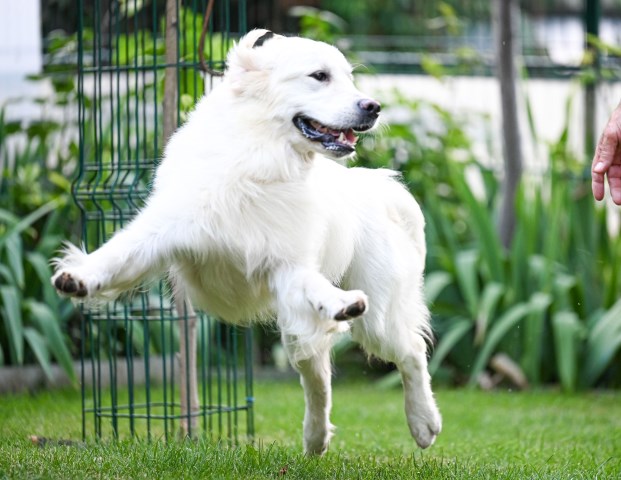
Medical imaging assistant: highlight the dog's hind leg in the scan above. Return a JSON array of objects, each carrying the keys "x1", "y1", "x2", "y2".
[
  {"x1": 353, "y1": 303, "x2": 442, "y2": 449},
  {"x1": 282, "y1": 333, "x2": 334, "y2": 455},
  {"x1": 352, "y1": 290, "x2": 442, "y2": 448},
  {"x1": 397, "y1": 340, "x2": 442, "y2": 448},
  {"x1": 348, "y1": 240, "x2": 442, "y2": 449}
]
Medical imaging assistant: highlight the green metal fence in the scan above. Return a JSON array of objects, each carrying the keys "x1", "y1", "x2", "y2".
[
  {"x1": 319, "y1": 0, "x2": 621, "y2": 77},
  {"x1": 75, "y1": 0, "x2": 253, "y2": 442}
]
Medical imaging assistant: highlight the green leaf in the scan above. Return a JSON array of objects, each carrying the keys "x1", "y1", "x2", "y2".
[
  {"x1": 428, "y1": 317, "x2": 471, "y2": 376},
  {"x1": 424, "y1": 271, "x2": 453, "y2": 305},
  {"x1": 0, "y1": 286, "x2": 23, "y2": 364},
  {"x1": 0, "y1": 199, "x2": 61, "y2": 250},
  {"x1": 5, "y1": 233, "x2": 25, "y2": 289},
  {"x1": 449, "y1": 163, "x2": 504, "y2": 283},
  {"x1": 455, "y1": 249, "x2": 479, "y2": 318},
  {"x1": 474, "y1": 282, "x2": 505, "y2": 345},
  {"x1": 25, "y1": 301, "x2": 76, "y2": 383},
  {"x1": 469, "y1": 302, "x2": 530, "y2": 386},
  {"x1": 551, "y1": 311, "x2": 582, "y2": 392},
  {"x1": 25, "y1": 251, "x2": 59, "y2": 311},
  {"x1": 521, "y1": 292, "x2": 552, "y2": 385},
  {"x1": 23, "y1": 327, "x2": 53, "y2": 381},
  {"x1": 582, "y1": 299, "x2": 621, "y2": 386},
  {"x1": 127, "y1": 320, "x2": 146, "y2": 356},
  {"x1": 424, "y1": 191, "x2": 458, "y2": 262},
  {"x1": 553, "y1": 273, "x2": 577, "y2": 311},
  {"x1": 0, "y1": 264, "x2": 13, "y2": 284}
]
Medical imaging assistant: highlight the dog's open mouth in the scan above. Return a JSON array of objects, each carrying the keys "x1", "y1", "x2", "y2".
[{"x1": 293, "y1": 115, "x2": 371, "y2": 156}]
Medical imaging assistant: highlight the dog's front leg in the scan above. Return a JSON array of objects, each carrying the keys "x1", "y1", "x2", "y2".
[
  {"x1": 52, "y1": 211, "x2": 173, "y2": 299},
  {"x1": 282, "y1": 333, "x2": 334, "y2": 455},
  {"x1": 270, "y1": 265, "x2": 368, "y2": 322}
]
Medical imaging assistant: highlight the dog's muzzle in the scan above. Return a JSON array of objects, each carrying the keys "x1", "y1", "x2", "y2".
[{"x1": 293, "y1": 99, "x2": 381, "y2": 157}]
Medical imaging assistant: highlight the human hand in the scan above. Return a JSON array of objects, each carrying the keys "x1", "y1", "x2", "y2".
[{"x1": 592, "y1": 103, "x2": 621, "y2": 205}]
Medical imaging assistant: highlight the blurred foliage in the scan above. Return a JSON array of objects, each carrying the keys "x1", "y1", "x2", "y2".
[
  {"x1": 0, "y1": 109, "x2": 79, "y2": 383},
  {"x1": 0, "y1": 11, "x2": 237, "y2": 377},
  {"x1": 4, "y1": 4, "x2": 621, "y2": 393},
  {"x1": 351, "y1": 92, "x2": 621, "y2": 391},
  {"x1": 319, "y1": 0, "x2": 486, "y2": 36},
  {"x1": 299, "y1": 3, "x2": 621, "y2": 392}
]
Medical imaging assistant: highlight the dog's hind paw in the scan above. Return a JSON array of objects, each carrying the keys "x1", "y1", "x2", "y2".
[
  {"x1": 408, "y1": 406, "x2": 442, "y2": 449},
  {"x1": 53, "y1": 271, "x2": 89, "y2": 298}
]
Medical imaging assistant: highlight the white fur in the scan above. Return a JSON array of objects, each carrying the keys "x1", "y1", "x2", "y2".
[{"x1": 51, "y1": 30, "x2": 441, "y2": 453}]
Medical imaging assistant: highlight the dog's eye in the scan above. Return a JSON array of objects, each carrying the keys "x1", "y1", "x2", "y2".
[{"x1": 309, "y1": 71, "x2": 329, "y2": 82}]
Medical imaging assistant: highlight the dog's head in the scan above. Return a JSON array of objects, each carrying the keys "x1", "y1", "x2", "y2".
[{"x1": 225, "y1": 29, "x2": 381, "y2": 159}]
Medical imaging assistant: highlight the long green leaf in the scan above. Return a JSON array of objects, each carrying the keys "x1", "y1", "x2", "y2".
[
  {"x1": 428, "y1": 317, "x2": 471, "y2": 376},
  {"x1": 424, "y1": 271, "x2": 453, "y2": 305},
  {"x1": 551, "y1": 311, "x2": 582, "y2": 392},
  {"x1": 25, "y1": 251, "x2": 59, "y2": 311},
  {"x1": 455, "y1": 249, "x2": 479, "y2": 318},
  {"x1": 582, "y1": 299, "x2": 621, "y2": 387},
  {"x1": 26, "y1": 300, "x2": 76, "y2": 383},
  {"x1": 5, "y1": 234, "x2": 24, "y2": 289},
  {"x1": 469, "y1": 302, "x2": 530, "y2": 386},
  {"x1": 449, "y1": 163, "x2": 504, "y2": 283},
  {"x1": 126, "y1": 320, "x2": 146, "y2": 357},
  {"x1": 424, "y1": 190, "x2": 458, "y2": 263},
  {"x1": 474, "y1": 282, "x2": 505, "y2": 345},
  {"x1": 521, "y1": 292, "x2": 552, "y2": 385},
  {"x1": 0, "y1": 198, "x2": 60, "y2": 249},
  {"x1": 0, "y1": 285, "x2": 23, "y2": 364},
  {"x1": 0, "y1": 264, "x2": 13, "y2": 284},
  {"x1": 23, "y1": 327, "x2": 53, "y2": 381}
]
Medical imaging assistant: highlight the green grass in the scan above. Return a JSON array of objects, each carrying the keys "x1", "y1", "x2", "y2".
[{"x1": 1, "y1": 379, "x2": 620, "y2": 479}]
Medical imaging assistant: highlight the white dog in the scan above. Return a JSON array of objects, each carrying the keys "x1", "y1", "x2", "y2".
[{"x1": 52, "y1": 30, "x2": 441, "y2": 454}]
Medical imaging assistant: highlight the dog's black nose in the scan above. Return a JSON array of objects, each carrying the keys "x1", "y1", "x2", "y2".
[{"x1": 358, "y1": 98, "x2": 381, "y2": 117}]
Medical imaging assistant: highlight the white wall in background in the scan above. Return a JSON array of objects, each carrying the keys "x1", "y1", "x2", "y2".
[{"x1": 0, "y1": 0, "x2": 42, "y2": 75}]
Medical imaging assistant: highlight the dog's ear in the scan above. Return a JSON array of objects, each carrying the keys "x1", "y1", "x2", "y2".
[
  {"x1": 225, "y1": 29, "x2": 282, "y2": 94},
  {"x1": 252, "y1": 30, "x2": 275, "y2": 48},
  {"x1": 236, "y1": 29, "x2": 278, "y2": 50}
]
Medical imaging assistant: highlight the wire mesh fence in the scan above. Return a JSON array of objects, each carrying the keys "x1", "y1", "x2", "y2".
[
  {"x1": 319, "y1": 0, "x2": 621, "y2": 77},
  {"x1": 75, "y1": 0, "x2": 253, "y2": 442}
]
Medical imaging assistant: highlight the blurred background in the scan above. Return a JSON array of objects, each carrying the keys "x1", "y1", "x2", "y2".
[{"x1": 1, "y1": 0, "x2": 620, "y2": 398}]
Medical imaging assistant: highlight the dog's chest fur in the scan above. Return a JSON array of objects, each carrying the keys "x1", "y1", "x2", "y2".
[{"x1": 171, "y1": 175, "x2": 338, "y2": 323}]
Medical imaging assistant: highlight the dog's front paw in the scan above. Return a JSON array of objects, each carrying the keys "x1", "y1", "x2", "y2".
[
  {"x1": 52, "y1": 271, "x2": 89, "y2": 297},
  {"x1": 326, "y1": 290, "x2": 368, "y2": 321},
  {"x1": 334, "y1": 297, "x2": 367, "y2": 320}
]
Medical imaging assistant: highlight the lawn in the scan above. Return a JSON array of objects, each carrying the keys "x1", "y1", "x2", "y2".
[{"x1": 1, "y1": 379, "x2": 620, "y2": 479}]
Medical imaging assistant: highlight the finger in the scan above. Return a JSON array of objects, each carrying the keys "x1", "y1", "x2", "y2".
[
  {"x1": 592, "y1": 170, "x2": 607, "y2": 201},
  {"x1": 592, "y1": 124, "x2": 619, "y2": 173},
  {"x1": 607, "y1": 164, "x2": 621, "y2": 205}
]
